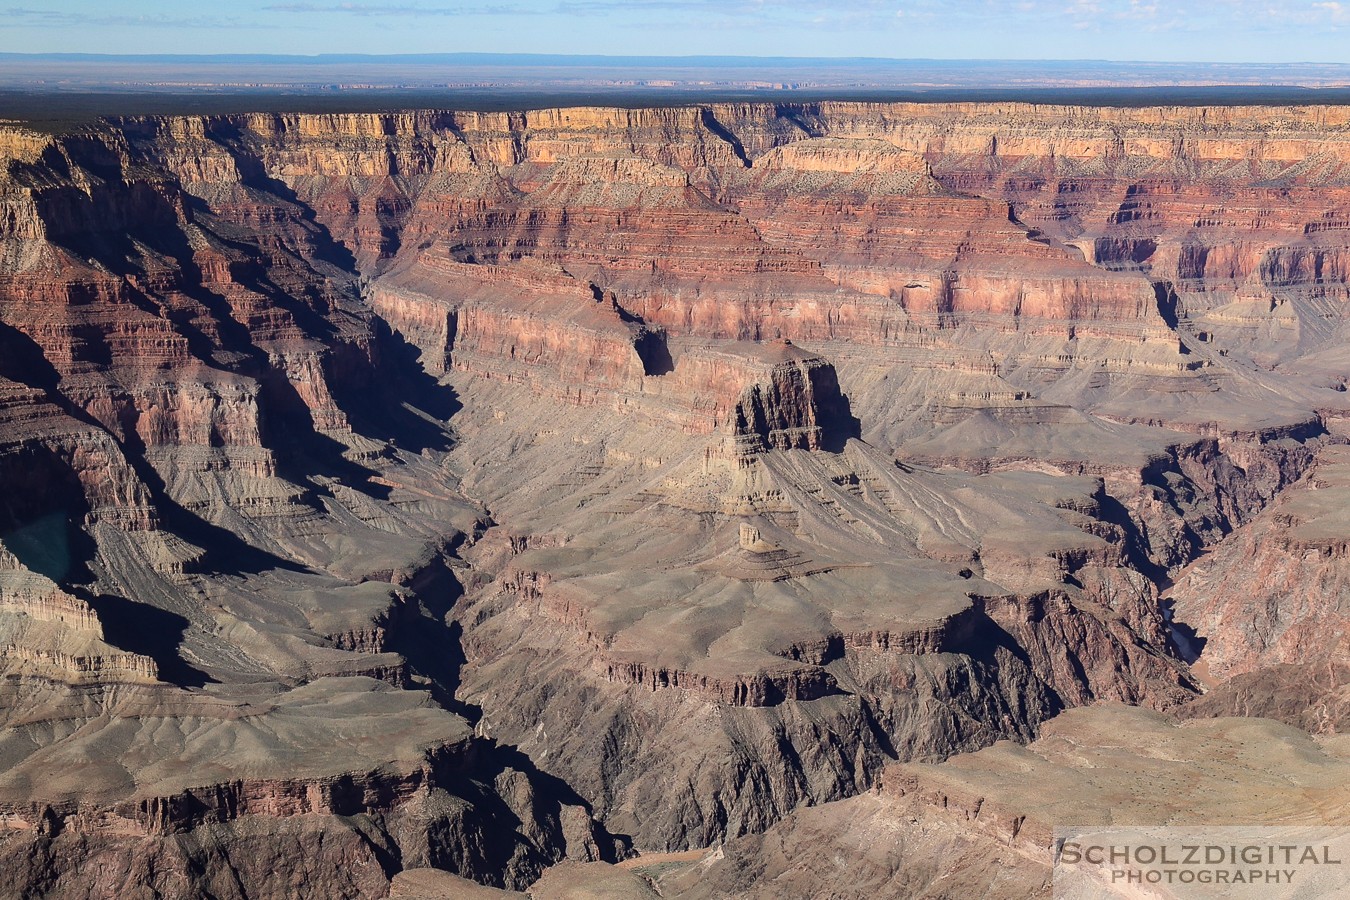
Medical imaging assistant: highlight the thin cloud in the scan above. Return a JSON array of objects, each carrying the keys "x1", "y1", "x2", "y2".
[
  {"x1": 5, "y1": 6, "x2": 250, "y2": 28},
  {"x1": 265, "y1": 0, "x2": 900, "y2": 20},
  {"x1": 1312, "y1": 1, "x2": 1349, "y2": 21},
  {"x1": 264, "y1": 3, "x2": 529, "y2": 14}
]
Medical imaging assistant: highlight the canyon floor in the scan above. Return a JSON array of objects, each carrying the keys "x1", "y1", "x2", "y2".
[{"x1": 0, "y1": 99, "x2": 1348, "y2": 898}]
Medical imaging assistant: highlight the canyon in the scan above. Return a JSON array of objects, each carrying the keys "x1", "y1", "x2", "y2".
[{"x1": 0, "y1": 100, "x2": 1347, "y2": 897}]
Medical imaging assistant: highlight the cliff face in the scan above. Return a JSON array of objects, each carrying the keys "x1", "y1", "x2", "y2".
[
  {"x1": 0, "y1": 100, "x2": 1347, "y2": 895},
  {"x1": 525, "y1": 704, "x2": 1350, "y2": 899},
  {"x1": 1168, "y1": 444, "x2": 1350, "y2": 732}
]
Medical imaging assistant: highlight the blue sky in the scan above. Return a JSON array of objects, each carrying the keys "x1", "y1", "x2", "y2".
[{"x1": 5, "y1": 1, "x2": 1350, "y2": 62}]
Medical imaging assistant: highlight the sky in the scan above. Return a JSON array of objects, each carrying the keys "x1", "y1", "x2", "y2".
[{"x1": 5, "y1": 1, "x2": 1350, "y2": 63}]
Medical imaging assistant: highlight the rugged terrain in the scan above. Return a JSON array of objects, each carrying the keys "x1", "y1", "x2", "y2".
[{"x1": 0, "y1": 100, "x2": 1348, "y2": 897}]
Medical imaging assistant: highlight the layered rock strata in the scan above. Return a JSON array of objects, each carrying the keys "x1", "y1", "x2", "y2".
[{"x1": 1, "y1": 99, "x2": 1349, "y2": 895}]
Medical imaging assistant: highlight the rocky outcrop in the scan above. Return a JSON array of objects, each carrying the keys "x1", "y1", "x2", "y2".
[
  {"x1": 1168, "y1": 444, "x2": 1350, "y2": 725},
  {"x1": 728, "y1": 341, "x2": 858, "y2": 452},
  {"x1": 0, "y1": 552, "x2": 159, "y2": 684},
  {"x1": 0, "y1": 678, "x2": 621, "y2": 898}
]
